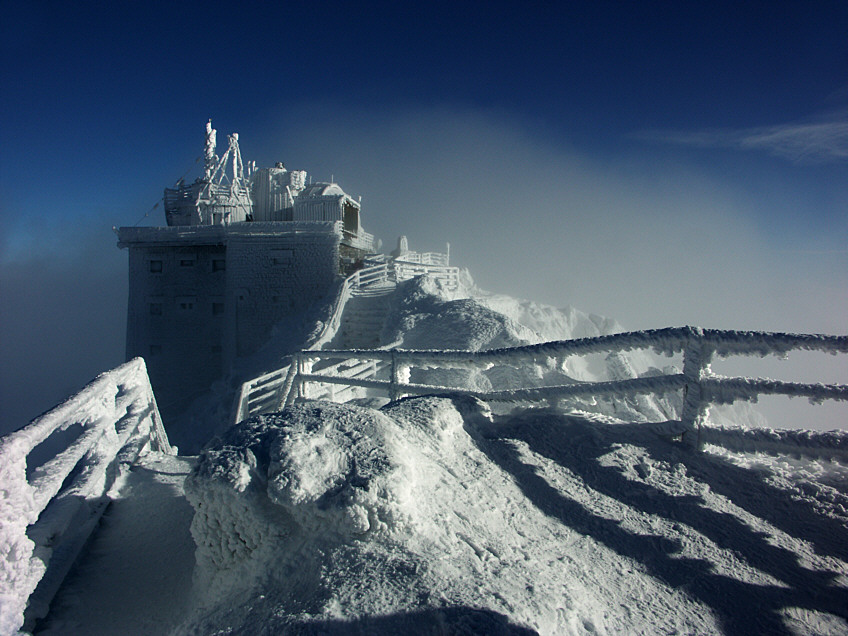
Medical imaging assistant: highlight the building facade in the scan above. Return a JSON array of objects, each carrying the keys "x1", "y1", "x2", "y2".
[{"x1": 118, "y1": 122, "x2": 375, "y2": 418}]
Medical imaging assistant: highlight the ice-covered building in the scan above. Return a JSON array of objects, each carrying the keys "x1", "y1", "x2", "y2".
[{"x1": 117, "y1": 122, "x2": 375, "y2": 418}]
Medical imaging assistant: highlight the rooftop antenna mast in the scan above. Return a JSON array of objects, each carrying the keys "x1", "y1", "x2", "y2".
[
  {"x1": 196, "y1": 120, "x2": 252, "y2": 223},
  {"x1": 203, "y1": 119, "x2": 217, "y2": 181}
]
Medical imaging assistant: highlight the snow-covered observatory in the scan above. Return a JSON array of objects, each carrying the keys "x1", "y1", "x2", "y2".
[{"x1": 117, "y1": 121, "x2": 376, "y2": 419}]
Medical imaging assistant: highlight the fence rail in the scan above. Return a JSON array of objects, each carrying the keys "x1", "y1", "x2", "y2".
[
  {"x1": 273, "y1": 326, "x2": 847, "y2": 439},
  {"x1": 0, "y1": 358, "x2": 174, "y2": 634},
  {"x1": 233, "y1": 251, "x2": 458, "y2": 424},
  {"x1": 393, "y1": 260, "x2": 459, "y2": 289}
]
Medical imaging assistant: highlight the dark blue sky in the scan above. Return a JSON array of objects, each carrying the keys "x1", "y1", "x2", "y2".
[{"x1": 1, "y1": 1, "x2": 846, "y2": 431}]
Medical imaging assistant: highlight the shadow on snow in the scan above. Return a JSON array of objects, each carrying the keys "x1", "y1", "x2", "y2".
[{"x1": 465, "y1": 406, "x2": 848, "y2": 636}]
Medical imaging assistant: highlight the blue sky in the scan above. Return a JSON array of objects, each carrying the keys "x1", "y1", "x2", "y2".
[{"x1": 1, "y1": 1, "x2": 846, "y2": 431}]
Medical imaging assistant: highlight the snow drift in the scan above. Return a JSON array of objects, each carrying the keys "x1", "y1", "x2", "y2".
[
  {"x1": 180, "y1": 395, "x2": 848, "y2": 634},
  {"x1": 182, "y1": 398, "x2": 545, "y2": 633}
]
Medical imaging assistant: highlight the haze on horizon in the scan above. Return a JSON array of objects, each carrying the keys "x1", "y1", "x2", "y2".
[{"x1": 1, "y1": 2, "x2": 846, "y2": 433}]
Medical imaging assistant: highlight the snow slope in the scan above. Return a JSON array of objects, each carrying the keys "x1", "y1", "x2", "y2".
[{"x1": 176, "y1": 397, "x2": 848, "y2": 634}]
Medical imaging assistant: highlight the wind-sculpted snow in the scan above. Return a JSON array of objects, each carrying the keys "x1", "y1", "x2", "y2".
[
  {"x1": 183, "y1": 399, "x2": 543, "y2": 632},
  {"x1": 179, "y1": 396, "x2": 848, "y2": 634}
]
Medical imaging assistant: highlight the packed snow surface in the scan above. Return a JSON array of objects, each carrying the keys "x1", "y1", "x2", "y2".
[
  {"x1": 36, "y1": 454, "x2": 196, "y2": 635},
  {"x1": 170, "y1": 397, "x2": 848, "y2": 635}
]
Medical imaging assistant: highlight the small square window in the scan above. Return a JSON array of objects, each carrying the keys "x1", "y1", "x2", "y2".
[
  {"x1": 180, "y1": 259, "x2": 194, "y2": 267},
  {"x1": 179, "y1": 302, "x2": 194, "y2": 310},
  {"x1": 150, "y1": 303, "x2": 162, "y2": 315},
  {"x1": 212, "y1": 259, "x2": 226, "y2": 272},
  {"x1": 149, "y1": 260, "x2": 163, "y2": 273},
  {"x1": 211, "y1": 345, "x2": 222, "y2": 354},
  {"x1": 212, "y1": 302, "x2": 225, "y2": 315}
]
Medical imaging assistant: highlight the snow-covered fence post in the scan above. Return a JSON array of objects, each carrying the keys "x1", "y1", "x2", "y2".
[
  {"x1": 234, "y1": 380, "x2": 252, "y2": 424},
  {"x1": 680, "y1": 327, "x2": 713, "y2": 448},
  {"x1": 280, "y1": 363, "x2": 300, "y2": 409},
  {"x1": 297, "y1": 354, "x2": 314, "y2": 400},
  {"x1": 389, "y1": 349, "x2": 409, "y2": 401}
]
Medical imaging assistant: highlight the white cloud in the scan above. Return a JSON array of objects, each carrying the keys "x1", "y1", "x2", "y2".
[
  {"x1": 636, "y1": 116, "x2": 848, "y2": 163},
  {"x1": 268, "y1": 104, "x2": 846, "y2": 334}
]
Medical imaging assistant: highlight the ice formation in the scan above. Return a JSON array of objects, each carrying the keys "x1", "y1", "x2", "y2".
[{"x1": 182, "y1": 398, "x2": 700, "y2": 634}]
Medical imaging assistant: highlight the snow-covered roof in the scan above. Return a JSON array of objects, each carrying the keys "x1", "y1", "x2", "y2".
[{"x1": 298, "y1": 182, "x2": 355, "y2": 202}]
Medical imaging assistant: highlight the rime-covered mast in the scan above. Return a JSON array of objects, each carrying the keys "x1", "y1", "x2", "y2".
[
  {"x1": 203, "y1": 120, "x2": 216, "y2": 180},
  {"x1": 162, "y1": 121, "x2": 371, "y2": 249},
  {"x1": 164, "y1": 120, "x2": 253, "y2": 226}
]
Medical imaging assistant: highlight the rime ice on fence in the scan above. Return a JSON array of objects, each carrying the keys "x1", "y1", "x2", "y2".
[
  {"x1": 0, "y1": 359, "x2": 173, "y2": 634},
  {"x1": 236, "y1": 327, "x2": 848, "y2": 443}
]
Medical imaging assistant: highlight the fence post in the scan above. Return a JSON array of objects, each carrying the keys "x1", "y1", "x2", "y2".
[
  {"x1": 390, "y1": 350, "x2": 409, "y2": 401},
  {"x1": 680, "y1": 327, "x2": 709, "y2": 448},
  {"x1": 297, "y1": 354, "x2": 314, "y2": 400},
  {"x1": 280, "y1": 363, "x2": 299, "y2": 409}
]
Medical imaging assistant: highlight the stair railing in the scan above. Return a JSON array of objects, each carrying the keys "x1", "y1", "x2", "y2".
[
  {"x1": 232, "y1": 252, "x2": 463, "y2": 424},
  {"x1": 0, "y1": 358, "x2": 174, "y2": 634}
]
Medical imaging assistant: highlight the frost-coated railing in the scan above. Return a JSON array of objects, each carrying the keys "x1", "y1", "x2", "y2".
[
  {"x1": 231, "y1": 263, "x2": 389, "y2": 424},
  {"x1": 342, "y1": 228, "x2": 376, "y2": 251},
  {"x1": 348, "y1": 259, "x2": 459, "y2": 291},
  {"x1": 393, "y1": 260, "x2": 459, "y2": 290},
  {"x1": 280, "y1": 326, "x2": 847, "y2": 438},
  {"x1": 233, "y1": 256, "x2": 458, "y2": 423},
  {"x1": 395, "y1": 251, "x2": 450, "y2": 266},
  {"x1": 0, "y1": 358, "x2": 174, "y2": 634}
]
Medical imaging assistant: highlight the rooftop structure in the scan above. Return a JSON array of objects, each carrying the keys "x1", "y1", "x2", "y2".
[{"x1": 162, "y1": 121, "x2": 371, "y2": 253}]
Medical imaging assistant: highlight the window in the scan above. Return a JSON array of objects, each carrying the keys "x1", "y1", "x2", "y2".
[
  {"x1": 212, "y1": 302, "x2": 225, "y2": 315},
  {"x1": 271, "y1": 249, "x2": 293, "y2": 265},
  {"x1": 149, "y1": 345, "x2": 162, "y2": 356},
  {"x1": 212, "y1": 259, "x2": 226, "y2": 272},
  {"x1": 177, "y1": 296, "x2": 196, "y2": 311},
  {"x1": 150, "y1": 303, "x2": 162, "y2": 315},
  {"x1": 211, "y1": 345, "x2": 222, "y2": 354},
  {"x1": 149, "y1": 260, "x2": 163, "y2": 273},
  {"x1": 180, "y1": 259, "x2": 194, "y2": 267}
]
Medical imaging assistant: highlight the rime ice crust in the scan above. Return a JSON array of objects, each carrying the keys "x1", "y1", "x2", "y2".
[
  {"x1": 179, "y1": 397, "x2": 722, "y2": 635},
  {"x1": 182, "y1": 402, "x2": 417, "y2": 629}
]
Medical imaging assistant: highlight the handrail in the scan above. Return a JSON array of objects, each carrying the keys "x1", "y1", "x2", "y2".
[
  {"x1": 231, "y1": 262, "x2": 392, "y2": 424},
  {"x1": 394, "y1": 251, "x2": 449, "y2": 266},
  {"x1": 232, "y1": 250, "x2": 460, "y2": 424},
  {"x1": 0, "y1": 358, "x2": 174, "y2": 634},
  {"x1": 393, "y1": 260, "x2": 459, "y2": 289},
  {"x1": 281, "y1": 327, "x2": 847, "y2": 441}
]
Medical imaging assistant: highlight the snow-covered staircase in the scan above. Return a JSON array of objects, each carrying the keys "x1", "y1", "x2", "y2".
[{"x1": 339, "y1": 284, "x2": 395, "y2": 349}]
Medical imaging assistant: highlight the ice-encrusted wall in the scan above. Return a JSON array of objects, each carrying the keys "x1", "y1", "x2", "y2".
[
  {"x1": 119, "y1": 222, "x2": 342, "y2": 418},
  {"x1": 225, "y1": 229, "x2": 340, "y2": 359},
  {"x1": 125, "y1": 242, "x2": 228, "y2": 415}
]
